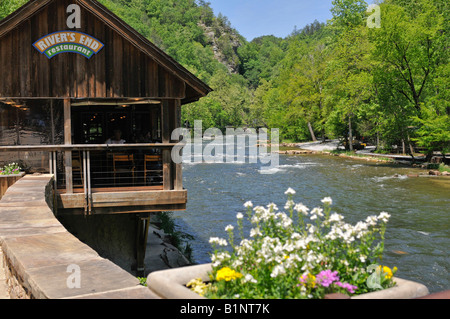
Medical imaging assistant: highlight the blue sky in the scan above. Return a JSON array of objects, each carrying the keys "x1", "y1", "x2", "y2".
[{"x1": 206, "y1": 0, "x2": 335, "y2": 41}]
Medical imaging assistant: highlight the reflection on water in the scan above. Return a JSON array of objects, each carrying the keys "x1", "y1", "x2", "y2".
[{"x1": 173, "y1": 152, "x2": 450, "y2": 293}]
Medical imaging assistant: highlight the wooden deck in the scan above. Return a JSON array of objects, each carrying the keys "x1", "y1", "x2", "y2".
[
  {"x1": 1, "y1": 145, "x2": 186, "y2": 215},
  {"x1": 57, "y1": 186, "x2": 187, "y2": 215}
]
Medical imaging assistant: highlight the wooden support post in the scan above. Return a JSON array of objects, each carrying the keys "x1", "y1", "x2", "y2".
[
  {"x1": 83, "y1": 150, "x2": 88, "y2": 215},
  {"x1": 135, "y1": 213, "x2": 150, "y2": 277},
  {"x1": 52, "y1": 151, "x2": 57, "y2": 192},
  {"x1": 87, "y1": 150, "x2": 92, "y2": 215},
  {"x1": 64, "y1": 99, "x2": 73, "y2": 194},
  {"x1": 161, "y1": 101, "x2": 172, "y2": 190},
  {"x1": 174, "y1": 161, "x2": 183, "y2": 190},
  {"x1": 162, "y1": 149, "x2": 172, "y2": 191},
  {"x1": 174, "y1": 99, "x2": 183, "y2": 190}
]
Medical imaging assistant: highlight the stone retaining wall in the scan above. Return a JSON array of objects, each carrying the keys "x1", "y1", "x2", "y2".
[{"x1": 0, "y1": 174, "x2": 159, "y2": 299}]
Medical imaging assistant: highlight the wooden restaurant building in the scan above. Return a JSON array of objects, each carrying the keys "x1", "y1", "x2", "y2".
[{"x1": 0, "y1": 0, "x2": 211, "y2": 273}]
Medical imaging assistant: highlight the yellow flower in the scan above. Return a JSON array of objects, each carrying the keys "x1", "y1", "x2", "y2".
[
  {"x1": 378, "y1": 266, "x2": 394, "y2": 279},
  {"x1": 300, "y1": 273, "x2": 316, "y2": 288},
  {"x1": 216, "y1": 267, "x2": 243, "y2": 282},
  {"x1": 186, "y1": 278, "x2": 211, "y2": 297}
]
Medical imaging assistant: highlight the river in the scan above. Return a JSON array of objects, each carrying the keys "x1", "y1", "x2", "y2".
[{"x1": 173, "y1": 149, "x2": 449, "y2": 294}]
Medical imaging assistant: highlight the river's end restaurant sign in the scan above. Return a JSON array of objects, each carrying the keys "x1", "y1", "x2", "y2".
[
  {"x1": 33, "y1": 31, "x2": 104, "y2": 59},
  {"x1": 32, "y1": 4, "x2": 103, "y2": 59}
]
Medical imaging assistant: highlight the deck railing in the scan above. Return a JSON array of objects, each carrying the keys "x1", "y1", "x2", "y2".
[{"x1": 0, "y1": 144, "x2": 183, "y2": 213}]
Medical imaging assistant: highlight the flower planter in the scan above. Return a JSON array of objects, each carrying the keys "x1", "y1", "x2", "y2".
[
  {"x1": 147, "y1": 264, "x2": 213, "y2": 299},
  {"x1": 0, "y1": 172, "x2": 25, "y2": 200},
  {"x1": 146, "y1": 263, "x2": 430, "y2": 299}
]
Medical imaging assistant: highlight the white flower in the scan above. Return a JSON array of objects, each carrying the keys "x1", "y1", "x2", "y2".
[
  {"x1": 294, "y1": 203, "x2": 309, "y2": 216},
  {"x1": 311, "y1": 207, "x2": 324, "y2": 218},
  {"x1": 340, "y1": 259, "x2": 349, "y2": 267},
  {"x1": 353, "y1": 221, "x2": 369, "y2": 238},
  {"x1": 321, "y1": 197, "x2": 333, "y2": 205},
  {"x1": 236, "y1": 212, "x2": 244, "y2": 219},
  {"x1": 284, "y1": 188, "x2": 296, "y2": 195},
  {"x1": 328, "y1": 213, "x2": 344, "y2": 223},
  {"x1": 378, "y1": 212, "x2": 391, "y2": 223},
  {"x1": 291, "y1": 232, "x2": 301, "y2": 240},
  {"x1": 225, "y1": 225, "x2": 234, "y2": 232},
  {"x1": 242, "y1": 274, "x2": 257, "y2": 284},
  {"x1": 211, "y1": 251, "x2": 231, "y2": 267},
  {"x1": 270, "y1": 264, "x2": 286, "y2": 278},
  {"x1": 359, "y1": 255, "x2": 367, "y2": 263},
  {"x1": 307, "y1": 224, "x2": 316, "y2": 234},
  {"x1": 294, "y1": 238, "x2": 308, "y2": 250},
  {"x1": 251, "y1": 215, "x2": 260, "y2": 224},
  {"x1": 284, "y1": 199, "x2": 294, "y2": 210},
  {"x1": 243, "y1": 201, "x2": 253, "y2": 208},
  {"x1": 282, "y1": 242, "x2": 295, "y2": 253},
  {"x1": 237, "y1": 239, "x2": 254, "y2": 253},
  {"x1": 232, "y1": 259, "x2": 243, "y2": 268},
  {"x1": 275, "y1": 212, "x2": 293, "y2": 229},
  {"x1": 209, "y1": 237, "x2": 228, "y2": 246},
  {"x1": 325, "y1": 227, "x2": 337, "y2": 240},
  {"x1": 250, "y1": 227, "x2": 262, "y2": 237},
  {"x1": 365, "y1": 215, "x2": 378, "y2": 226},
  {"x1": 354, "y1": 221, "x2": 368, "y2": 232}
]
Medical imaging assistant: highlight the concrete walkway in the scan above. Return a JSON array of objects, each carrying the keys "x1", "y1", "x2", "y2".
[{"x1": 0, "y1": 174, "x2": 159, "y2": 299}]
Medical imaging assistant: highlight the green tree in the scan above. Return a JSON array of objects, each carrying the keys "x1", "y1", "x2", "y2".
[
  {"x1": 330, "y1": 0, "x2": 368, "y2": 30},
  {"x1": 370, "y1": 0, "x2": 446, "y2": 113},
  {"x1": 368, "y1": 0, "x2": 448, "y2": 154},
  {"x1": 413, "y1": 105, "x2": 450, "y2": 160},
  {"x1": 0, "y1": 0, "x2": 28, "y2": 20},
  {"x1": 237, "y1": 36, "x2": 286, "y2": 88},
  {"x1": 281, "y1": 41, "x2": 332, "y2": 141},
  {"x1": 326, "y1": 23, "x2": 376, "y2": 150}
]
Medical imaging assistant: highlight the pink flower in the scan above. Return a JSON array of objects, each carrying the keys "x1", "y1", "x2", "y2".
[
  {"x1": 335, "y1": 281, "x2": 358, "y2": 294},
  {"x1": 316, "y1": 270, "x2": 339, "y2": 287}
]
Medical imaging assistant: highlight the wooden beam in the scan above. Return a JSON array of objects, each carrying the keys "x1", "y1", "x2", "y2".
[
  {"x1": 58, "y1": 189, "x2": 187, "y2": 209},
  {"x1": 0, "y1": 143, "x2": 177, "y2": 152},
  {"x1": 64, "y1": 98, "x2": 73, "y2": 194},
  {"x1": 56, "y1": 204, "x2": 186, "y2": 216}
]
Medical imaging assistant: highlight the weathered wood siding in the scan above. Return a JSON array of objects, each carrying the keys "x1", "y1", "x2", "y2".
[{"x1": 0, "y1": 0, "x2": 186, "y2": 99}]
